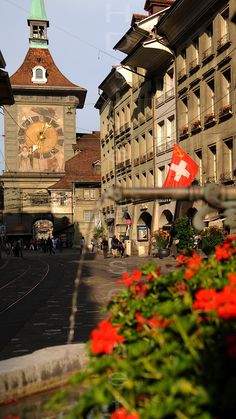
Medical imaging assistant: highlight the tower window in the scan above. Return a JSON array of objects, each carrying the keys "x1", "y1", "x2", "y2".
[
  {"x1": 36, "y1": 68, "x2": 43, "y2": 79},
  {"x1": 32, "y1": 65, "x2": 47, "y2": 84}
]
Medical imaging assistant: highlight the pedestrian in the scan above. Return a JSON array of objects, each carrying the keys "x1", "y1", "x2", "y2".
[
  {"x1": 91, "y1": 236, "x2": 98, "y2": 252},
  {"x1": 118, "y1": 237, "x2": 126, "y2": 258},
  {"x1": 101, "y1": 236, "x2": 109, "y2": 259},
  {"x1": 47, "y1": 237, "x2": 55, "y2": 254},
  {"x1": 111, "y1": 235, "x2": 119, "y2": 257}
]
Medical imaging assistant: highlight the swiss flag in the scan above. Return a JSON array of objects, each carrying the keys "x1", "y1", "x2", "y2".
[{"x1": 163, "y1": 144, "x2": 199, "y2": 187}]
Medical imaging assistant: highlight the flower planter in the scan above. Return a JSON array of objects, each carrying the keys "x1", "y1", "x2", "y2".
[{"x1": 158, "y1": 248, "x2": 170, "y2": 258}]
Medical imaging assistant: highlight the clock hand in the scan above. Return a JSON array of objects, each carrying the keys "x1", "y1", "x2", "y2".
[{"x1": 38, "y1": 123, "x2": 52, "y2": 141}]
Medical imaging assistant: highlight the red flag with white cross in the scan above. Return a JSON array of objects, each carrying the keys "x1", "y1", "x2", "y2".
[{"x1": 163, "y1": 144, "x2": 199, "y2": 187}]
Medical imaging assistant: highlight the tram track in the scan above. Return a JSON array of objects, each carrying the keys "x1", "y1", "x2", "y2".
[{"x1": 0, "y1": 258, "x2": 49, "y2": 314}]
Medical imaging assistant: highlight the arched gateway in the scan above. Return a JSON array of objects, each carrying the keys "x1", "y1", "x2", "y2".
[{"x1": 33, "y1": 219, "x2": 53, "y2": 241}]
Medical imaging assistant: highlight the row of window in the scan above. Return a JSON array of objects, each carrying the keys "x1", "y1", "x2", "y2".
[
  {"x1": 177, "y1": 7, "x2": 230, "y2": 81},
  {"x1": 28, "y1": 190, "x2": 97, "y2": 206},
  {"x1": 179, "y1": 66, "x2": 232, "y2": 132}
]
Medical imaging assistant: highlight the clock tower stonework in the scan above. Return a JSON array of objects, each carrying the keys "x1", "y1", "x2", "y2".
[{"x1": 2, "y1": 0, "x2": 87, "y2": 238}]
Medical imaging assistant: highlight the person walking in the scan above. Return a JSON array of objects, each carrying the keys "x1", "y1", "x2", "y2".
[
  {"x1": 111, "y1": 235, "x2": 119, "y2": 257},
  {"x1": 118, "y1": 238, "x2": 126, "y2": 258},
  {"x1": 91, "y1": 236, "x2": 98, "y2": 253},
  {"x1": 47, "y1": 237, "x2": 55, "y2": 254},
  {"x1": 101, "y1": 236, "x2": 109, "y2": 259}
]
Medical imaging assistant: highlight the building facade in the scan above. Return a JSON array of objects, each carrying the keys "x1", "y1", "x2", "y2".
[
  {"x1": 96, "y1": 0, "x2": 176, "y2": 255},
  {"x1": 1, "y1": 0, "x2": 87, "y2": 242},
  {"x1": 96, "y1": 0, "x2": 236, "y2": 254}
]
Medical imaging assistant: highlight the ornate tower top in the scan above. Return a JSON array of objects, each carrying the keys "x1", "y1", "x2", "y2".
[{"x1": 28, "y1": 0, "x2": 49, "y2": 49}]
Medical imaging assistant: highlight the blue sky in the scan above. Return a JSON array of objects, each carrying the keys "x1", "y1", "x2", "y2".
[{"x1": 0, "y1": 0, "x2": 146, "y2": 172}]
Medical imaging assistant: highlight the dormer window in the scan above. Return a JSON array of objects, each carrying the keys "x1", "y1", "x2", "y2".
[
  {"x1": 93, "y1": 160, "x2": 101, "y2": 175},
  {"x1": 32, "y1": 65, "x2": 47, "y2": 84}
]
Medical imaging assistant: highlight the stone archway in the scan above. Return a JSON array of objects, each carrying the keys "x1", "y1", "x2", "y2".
[
  {"x1": 138, "y1": 211, "x2": 152, "y2": 229},
  {"x1": 159, "y1": 209, "x2": 173, "y2": 226},
  {"x1": 33, "y1": 219, "x2": 53, "y2": 241}
]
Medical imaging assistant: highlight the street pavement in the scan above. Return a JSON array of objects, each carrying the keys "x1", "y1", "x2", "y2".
[{"x1": 0, "y1": 249, "x2": 177, "y2": 361}]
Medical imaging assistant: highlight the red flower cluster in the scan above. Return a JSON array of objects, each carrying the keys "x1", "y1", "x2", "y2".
[
  {"x1": 111, "y1": 407, "x2": 139, "y2": 419},
  {"x1": 135, "y1": 312, "x2": 170, "y2": 332},
  {"x1": 117, "y1": 270, "x2": 142, "y2": 287},
  {"x1": 176, "y1": 252, "x2": 202, "y2": 279},
  {"x1": 134, "y1": 282, "x2": 148, "y2": 298},
  {"x1": 215, "y1": 236, "x2": 236, "y2": 261},
  {"x1": 90, "y1": 319, "x2": 124, "y2": 355},
  {"x1": 193, "y1": 283, "x2": 236, "y2": 319}
]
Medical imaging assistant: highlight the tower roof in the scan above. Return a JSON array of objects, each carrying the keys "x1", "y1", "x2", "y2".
[
  {"x1": 10, "y1": 48, "x2": 87, "y2": 107},
  {"x1": 29, "y1": 0, "x2": 47, "y2": 21}
]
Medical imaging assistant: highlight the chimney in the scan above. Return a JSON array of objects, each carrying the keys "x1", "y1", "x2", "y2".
[{"x1": 144, "y1": 0, "x2": 174, "y2": 15}]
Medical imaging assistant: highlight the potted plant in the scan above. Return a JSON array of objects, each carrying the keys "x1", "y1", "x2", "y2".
[
  {"x1": 151, "y1": 228, "x2": 170, "y2": 258},
  {"x1": 49, "y1": 236, "x2": 236, "y2": 418}
]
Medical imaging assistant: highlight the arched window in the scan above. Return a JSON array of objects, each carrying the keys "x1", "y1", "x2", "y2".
[
  {"x1": 32, "y1": 66, "x2": 47, "y2": 84},
  {"x1": 35, "y1": 68, "x2": 43, "y2": 79}
]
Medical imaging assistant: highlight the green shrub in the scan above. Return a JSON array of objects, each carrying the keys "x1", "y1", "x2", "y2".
[
  {"x1": 173, "y1": 216, "x2": 196, "y2": 252},
  {"x1": 200, "y1": 226, "x2": 226, "y2": 255}
]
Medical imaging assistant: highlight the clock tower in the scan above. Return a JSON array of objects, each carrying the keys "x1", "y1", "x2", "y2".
[{"x1": 2, "y1": 0, "x2": 87, "y2": 239}]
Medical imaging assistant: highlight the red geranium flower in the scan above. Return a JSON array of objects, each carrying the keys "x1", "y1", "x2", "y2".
[
  {"x1": 117, "y1": 270, "x2": 142, "y2": 287},
  {"x1": 135, "y1": 312, "x2": 170, "y2": 331},
  {"x1": 111, "y1": 407, "x2": 139, "y2": 419},
  {"x1": 228, "y1": 273, "x2": 236, "y2": 285},
  {"x1": 90, "y1": 319, "x2": 124, "y2": 355}
]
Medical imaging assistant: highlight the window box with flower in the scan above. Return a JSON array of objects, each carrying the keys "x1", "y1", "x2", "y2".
[
  {"x1": 219, "y1": 104, "x2": 233, "y2": 120},
  {"x1": 204, "y1": 113, "x2": 216, "y2": 127},
  {"x1": 191, "y1": 119, "x2": 202, "y2": 133}
]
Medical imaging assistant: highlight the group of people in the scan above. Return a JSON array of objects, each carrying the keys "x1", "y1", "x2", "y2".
[
  {"x1": 88, "y1": 235, "x2": 126, "y2": 259},
  {"x1": 100, "y1": 235, "x2": 126, "y2": 259}
]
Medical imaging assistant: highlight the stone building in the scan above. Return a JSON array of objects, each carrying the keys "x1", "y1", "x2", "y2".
[
  {"x1": 1, "y1": 0, "x2": 87, "y2": 242},
  {"x1": 49, "y1": 132, "x2": 101, "y2": 246},
  {"x1": 96, "y1": 0, "x2": 175, "y2": 255},
  {"x1": 157, "y1": 0, "x2": 236, "y2": 227},
  {"x1": 96, "y1": 0, "x2": 236, "y2": 254}
]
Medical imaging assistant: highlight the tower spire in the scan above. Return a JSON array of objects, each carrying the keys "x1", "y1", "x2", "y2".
[{"x1": 28, "y1": 0, "x2": 49, "y2": 49}]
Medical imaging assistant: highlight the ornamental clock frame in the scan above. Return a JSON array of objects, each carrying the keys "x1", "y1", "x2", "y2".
[{"x1": 17, "y1": 106, "x2": 64, "y2": 172}]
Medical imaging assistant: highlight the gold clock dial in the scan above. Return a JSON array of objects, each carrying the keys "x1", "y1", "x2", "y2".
[{"x1": 25, "y1": 121, "x2": 58, "y2": 154}]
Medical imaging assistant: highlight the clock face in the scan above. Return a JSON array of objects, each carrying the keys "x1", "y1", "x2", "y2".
[
  {"x1": 24, "y1": 121, "x2": 58, "y2": 156},
  {"x1": 18, "y1": 106, "x2": 64, "y2": 172}
]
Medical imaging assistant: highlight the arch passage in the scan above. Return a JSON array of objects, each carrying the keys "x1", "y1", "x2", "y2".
[{"x1": 33, "y1": 219, "x2": 53, "y2": 240}]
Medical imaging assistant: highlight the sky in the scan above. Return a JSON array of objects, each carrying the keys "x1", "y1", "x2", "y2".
[{"x1": 0, "y1": 0, "x2": 146, "y2": 172}]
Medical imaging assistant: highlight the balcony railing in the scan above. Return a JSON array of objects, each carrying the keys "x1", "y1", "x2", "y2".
[
  {"x1": 155, "y1": 94, "x2": 165, "y2": 106},
  {"x1": 145, "y1": 108, "x2": 152, "y2": 120},
  {"x1": 217, "y1": 33, "x2": 230, "y2": 50},
  {"x1": 156, "y1": 139, "x2": 175, "y2": 155},
  {"x1": 202, "y1": 45, "x2": 214, "y2": 62},
  {"x1": 140, "y1": 155, "x2": 147, "y2": 164},
  {"x1": 220, "y1": 171, "x2": 234, "y2": 182},
  {"x1": 177, "y1": 67, "x2": 187, "y2": 81},
  {"x1": 189, "y1": 58, "x2": 199, "y2": 73},
  {"x1": 147, "y1": 151, "x2": 154, "y2": 161},
  {"x1": 133, "y1": 157, "x2": 139, "y2": 167},
  {"x1": 165, "y1": 88, "x2": 174, "y2": 100}
]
